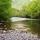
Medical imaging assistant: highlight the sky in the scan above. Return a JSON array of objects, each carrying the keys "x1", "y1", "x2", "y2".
[{"x1": 12, "y1": 0, "x2": 32, "y2": 10}]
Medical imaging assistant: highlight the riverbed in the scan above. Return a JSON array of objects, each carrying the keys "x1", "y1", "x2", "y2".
[{"x1": 0, "y1": 30, "x2": 39, "y2": 40}]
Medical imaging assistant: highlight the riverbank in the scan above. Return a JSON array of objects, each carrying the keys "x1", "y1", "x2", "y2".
[{"x1": 0, "y1": 30, "x2": 40, "y2": 40}]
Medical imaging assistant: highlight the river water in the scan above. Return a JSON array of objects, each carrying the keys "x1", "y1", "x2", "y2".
[
  {"x1": 11, "y1": 17, "x2": 40, "y2": 33},
  {"x1": 0, "y1": 17, "x2": 40, "y2": 40},
  {"x1": 11, "y1": 17, "x2": 30, "y2": 30}
]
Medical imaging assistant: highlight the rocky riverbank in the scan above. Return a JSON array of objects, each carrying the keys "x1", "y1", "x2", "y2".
[{"x1": 0, "y1": 30, "x2": 40, "y2": 40}]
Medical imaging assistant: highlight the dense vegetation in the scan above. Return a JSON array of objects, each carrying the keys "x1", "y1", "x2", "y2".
[
  {"x1": 12, "y1": 0, "x2": 40, "y2": 19},
  {"x1": 22, "y1": 0, "x2": 40, "y2": 19},
  {"x1": 0, "y1": 0, "x2": 12, "y2": 30}
]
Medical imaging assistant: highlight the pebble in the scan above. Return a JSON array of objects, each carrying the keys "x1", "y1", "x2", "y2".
[{"x1": 0, "y1": 30, "x2": 40, "y2": 40}]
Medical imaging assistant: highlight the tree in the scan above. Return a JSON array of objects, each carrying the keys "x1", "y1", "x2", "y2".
[
  {"x1": 22, "y1": 0, "x2": 40, "y2": 19},
  {"x1": 0, "y1": 0, "x2": 12, "y2": 30}
]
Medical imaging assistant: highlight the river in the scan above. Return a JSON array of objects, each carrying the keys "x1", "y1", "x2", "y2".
[
  {"x1": 0, "y1": 17, "x2": 40, "y2": 40},
  {"x1": 10, "y1": 17, "x2": 40, "y2": 32},
  {"x1": 11, "y1": 17, "x2": 30, "y2": 30}
]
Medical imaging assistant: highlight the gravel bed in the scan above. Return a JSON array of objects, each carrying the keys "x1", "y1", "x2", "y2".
[{"x1": 0, "y1": 30, "x2": 40, "y2": 40}]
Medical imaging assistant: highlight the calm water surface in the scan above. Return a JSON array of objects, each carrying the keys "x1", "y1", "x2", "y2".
[{"x1": 11, "y1": 17, "x2": 40, "y2": 30}]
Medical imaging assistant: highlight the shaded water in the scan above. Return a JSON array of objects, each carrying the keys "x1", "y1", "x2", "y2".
[{"x1": 11, "y1": 17, "x2": 40, "y2": 33}]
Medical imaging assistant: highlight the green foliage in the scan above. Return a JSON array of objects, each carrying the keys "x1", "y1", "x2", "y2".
[
  {"x1": 0, "y1": 0, "x2": 12, "y2": 30},
  {"x1": 11, "y1": 8, "x2": 24, "y2": 17},
  {"x1": 0, "y1": 0, "x2": 11, "y2": 21},
  {"x1": 22, "y1": 0, "x2": 40, "y2": 19}
]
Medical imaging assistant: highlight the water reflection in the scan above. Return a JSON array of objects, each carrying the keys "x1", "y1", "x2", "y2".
[
  {"x1": 11, "y1": 19, "x2": 40, "y2": 34},
  {"x1": 11, "y1": 21, "x2": 28, "y2": 29},
  {"x1": 27, "y1": 20, "x2": 40, "y2": 34}
]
